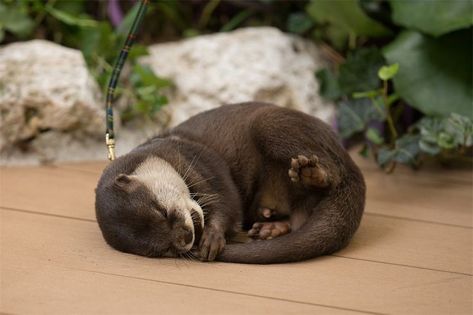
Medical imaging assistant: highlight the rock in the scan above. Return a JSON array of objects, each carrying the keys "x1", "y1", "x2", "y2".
[
  {"x1": 140, "y1": 27, "x2": 334, "y2": 126},
  {"x1": 0, "y1": 40, "x2": 104, "y2": 153}
]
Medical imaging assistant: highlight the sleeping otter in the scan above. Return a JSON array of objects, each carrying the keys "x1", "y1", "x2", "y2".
[{"x1": 95, "y1": 102, "x2": 365, "y2": 264}]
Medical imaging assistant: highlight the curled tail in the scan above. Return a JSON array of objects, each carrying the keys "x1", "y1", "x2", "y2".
[{"x1": 217, "y1": 177, "x2": 365, "y2": 264}]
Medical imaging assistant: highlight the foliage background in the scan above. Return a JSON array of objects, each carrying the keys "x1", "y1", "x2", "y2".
[{"x1": 1, "y1": 0, "x2": 471, "y2": 171}]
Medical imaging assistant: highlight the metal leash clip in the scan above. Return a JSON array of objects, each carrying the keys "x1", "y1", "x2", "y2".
[{"x1": 105, "y1": 133, "x2": 116, "y2": 161}]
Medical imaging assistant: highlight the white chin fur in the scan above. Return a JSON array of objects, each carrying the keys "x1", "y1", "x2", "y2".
[{"x1": 132, "y1": 156, "x2": 206, "y2": 252}]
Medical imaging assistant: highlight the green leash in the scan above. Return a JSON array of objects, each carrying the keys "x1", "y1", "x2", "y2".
[{"x1": 105, "y1": 0, "x2": 149, "y2": 161}]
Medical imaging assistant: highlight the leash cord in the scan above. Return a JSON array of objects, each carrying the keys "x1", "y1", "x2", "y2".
[{"x1": 105, "y1": 0, "x2": 149, "y2": 161}]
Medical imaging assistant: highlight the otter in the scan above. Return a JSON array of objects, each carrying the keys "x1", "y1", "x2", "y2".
[{"x1": 95, "y1": 102, "x2": 366, "y2": 264}]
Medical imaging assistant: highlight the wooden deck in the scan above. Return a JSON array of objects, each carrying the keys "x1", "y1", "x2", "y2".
[{"x1": 1, "y1": 155, "x2": 472, "y2": 314}]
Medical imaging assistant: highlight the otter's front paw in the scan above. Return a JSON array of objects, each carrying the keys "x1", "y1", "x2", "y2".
[{"x1": 199, "y1": 227, "x2": 226, "y2": 261}]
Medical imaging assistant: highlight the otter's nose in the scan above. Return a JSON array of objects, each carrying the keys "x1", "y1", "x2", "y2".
[{"x1": 176, "y1": 227, "x2": 193, "y2": 247}]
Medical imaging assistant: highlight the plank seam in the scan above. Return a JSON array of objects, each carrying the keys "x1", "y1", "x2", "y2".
[
  {"x1": 364, "y1": 212, "x2": 472, "y2": 229},
  {"x1": 69, "y1": 267, "x2": 384, "y2": 315},
  {"x1": 2, "y1": 206, "x2": 471, "y2": 277}
]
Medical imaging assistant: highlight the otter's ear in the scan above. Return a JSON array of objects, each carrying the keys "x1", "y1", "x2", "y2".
[{"x1": 114, "y1": 174, "x2": 138, "y2": 192}]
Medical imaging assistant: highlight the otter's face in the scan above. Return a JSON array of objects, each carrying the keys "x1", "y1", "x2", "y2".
[{"x1": 96, "y1": 157, "x2": 204, "y2": 257}]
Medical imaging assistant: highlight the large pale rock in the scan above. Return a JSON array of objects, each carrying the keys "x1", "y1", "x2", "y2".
[
  {"x1": 0, "y1": 40, "x2": 104, "y2": 152},
  {"x1": 141, "y1": 27, "x2": 334, "y2": 126}
]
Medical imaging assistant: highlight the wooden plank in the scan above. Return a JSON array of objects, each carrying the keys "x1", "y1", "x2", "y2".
[
  {"x1": 58, "y1": 160, "x2": 107, "y2": 174},
  {"x1": 0, "y1": 165, "x2": 98, "y2": 221},
  {"x1": 339, "y1": 215, "x2": 472, "y2": 274},
  {"x1": 1, "y1": 210, "x2": 471, "y2": 315},
  {"x1": 364, "y1": 169, "x2": 472, "y2": 227},
  {"x1": 1, "y1": 165, "x2": 471, "y2": 274},
  {"x1": 2, "y1": 259, "x2": 348, "y2": 314},
  {"x1": 3, "y1": 161, "x2": 472, "y2": 227}
]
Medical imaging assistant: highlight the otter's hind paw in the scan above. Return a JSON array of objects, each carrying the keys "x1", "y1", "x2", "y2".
[
  {"x1": 248, "y1": 221, "x2": 291, "y2": 240},
  {"x1": 288, "y1": 154, "x2": 329, "y2": 187}
]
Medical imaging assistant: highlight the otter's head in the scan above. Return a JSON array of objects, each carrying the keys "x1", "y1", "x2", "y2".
[{"x1": 95, "y1": 157, "x2": 204, "y2": 257}]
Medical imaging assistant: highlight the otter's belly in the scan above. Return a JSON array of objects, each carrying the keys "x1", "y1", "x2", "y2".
[{"x1": 257, "y1": 172, "x2": 292, "y2": 217}]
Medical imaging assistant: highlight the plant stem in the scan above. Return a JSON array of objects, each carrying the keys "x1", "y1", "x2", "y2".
[
  {"x1": 382, "y1": 79, "x2": 398, "y2": 145},
  {"x1": 198, "y1": 0, "x2": 221, "y2": 29}
]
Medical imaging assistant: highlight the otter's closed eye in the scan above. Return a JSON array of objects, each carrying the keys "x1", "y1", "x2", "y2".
[
  {"x1": 150, "y1": 201, "x2": 167, "y2": 218},
  {"x1": 157, "y1": 208, "x2": 168, "y2": 218}
]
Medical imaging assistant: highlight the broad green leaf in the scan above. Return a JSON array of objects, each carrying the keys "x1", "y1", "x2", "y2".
[
  {"x1": 54, "y1": 0, "x2": 86, "y2": 15},
  {"x1": 390, "y1": 0, "x2": 472, "y2": 36},
  {"x1": 287, "y1": 12, "x2": 314, "y2": 34},
  {"x1": 445, "y1": 113, "x2": 473, "y2": 146},
  {"x1": 366, "y1": 128, "x2": 384, "y2": 145},
  {"x1": 78, "y1": 22, "x2": 116, "y2": 61},
  {"x1": 128, "y1": 45, "x2": 149, "y2": 61},
  {"x1": 384, "y1": 30, "x2": 472, "y2": 119},
  {"x1": 306, "y1": 0, "x2": 391, "y2": 38},
  {"x1": 377, "y1": 134, "x2": 421, "y2": 167},
  {"x1": 416, "y1": 113, "x2": 472, "y2": 155},
  {"x1": 378, "y1": 63, "x2": 399, "y2": 81},
  {"x1": 377, "y1": 147, "x2": 395, "y2": 167},
  {"x1": 337, "y1": 98, "x2": 384, "y2": 138},
  {"x1": 116, "y1": 3, "x2": 141, "y2": 36},
  {"x1": 339, "y1": 47, "x2": 385, "y2": 95},
  {"x1": 131, "y1": 64, "x2": 172, "y2": 89},
  {"x1": 45, "y1": 5, "x2": 98, "y2": 28},
  {"x1": 419, "y1": 139, "x2": 441, "y2": 155},
  {"x1": 315, "y1": 68, "x2": 342, "y2": 100},
  {"x1": 0, "y1": 3, "x2": 34, "y2": 38},
  {"x1": 437, "y1": 132, "x2": 456, "y2": 149},
  {"x1": 392, "y1": 135, "x2": 421, "y2": 165}
]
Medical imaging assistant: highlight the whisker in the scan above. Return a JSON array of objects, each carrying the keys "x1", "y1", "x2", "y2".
[{"x1": 187, "y1": 176, "x2": 215, "y2": 189}]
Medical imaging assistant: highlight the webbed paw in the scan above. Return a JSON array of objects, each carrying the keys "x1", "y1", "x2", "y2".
[
  {"x1": 199, "y1": 226, "x2": 226, "y2": 261},
  {"x1": 288, "y1": 154, "x2": 329, "y2": 187}
]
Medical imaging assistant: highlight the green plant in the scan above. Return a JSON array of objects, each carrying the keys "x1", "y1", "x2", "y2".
[
  {"x1": 314, "y1": 0, "x2": 472, "y2": 171},
  {"x1": 1, "y1": 0, "x2": 171, "y2": 124},
  {"x1": 0, "y1": 1, "x2": 34, "y2": 41}
]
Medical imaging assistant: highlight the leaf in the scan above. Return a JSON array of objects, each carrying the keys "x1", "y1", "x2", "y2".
[
  {"x1": 339, "y1": 47, "x2": 385, "y2": 95},
  {"x1": 437, "y1": 132, "x2": 456, "y2": 149},
  {"x1": 390, "y1": 0, "x2": 472, "y2": 37},
  {"x1": 377, "y1": 147, "x2": 395, "y2": 167},
  {"x1": 131, "y1": 64, "x2": 172, "y2": 89},
  {"x1": 416, "y1": 113, "x2": 473, "y2": 155},
  {"x1": 78, "y1": 22, "x2": 116, "y2": 61},
  {"x1": 0, "y1": 3, "x2": 34, "y2": 38},
  {"x1": 306, "y1": 0, "x2": 391, "y2": 38},
  {"x1": 128, "y1": 45, "x2": 149, "y2": 62},
  {"x1": 116, "y1": 3, "x2": 141, "y2": 36},
  {"x1": 377, "y1": 134, "x2": 421, "y2": 167},
  {"x1": 383, "y1": 30, "x2": 472, "y2": 119},
  {"x1": 445, "y1": 113, "x2": 473, "y2": 147},
  {"x1": 315, "y1": 68, "x2": 342, "y2": 100},
  {"x1": 419, "y1": 139, "x2": 441, "y2": 155},
  {"x1": 45, "y1": 5, "x2": 98, "y2": 28},
  {"x1": 337, "y1": 98, "x2": 385, "y2": 138},
  {"x1": 352, "y1": 90, "x2": 379, "y2": 99},
  {"x1": 287, "y1": 12, "x2": 314, "y2": 34},
  {"x1": 366, "y1": 128, "x2": 384, "y2": 145},
  {"x1": 220, "y1": 10, "x2": 252, "y2": 32},
  {"x1": 378, "y1": 63, "x2": 399, "y2": 81}
]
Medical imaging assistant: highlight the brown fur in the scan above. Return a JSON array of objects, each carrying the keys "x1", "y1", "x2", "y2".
[{"x1": 95, "y1": 102, "x2": 365, "y2": 264}]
